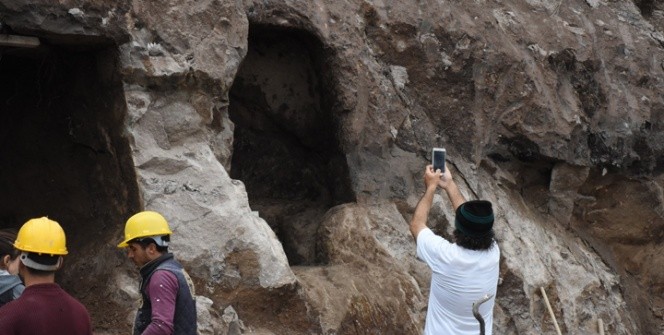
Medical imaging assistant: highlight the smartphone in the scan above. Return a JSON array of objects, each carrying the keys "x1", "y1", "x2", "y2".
[{"x1": 432, "y1": 148, "x2": 446, "y2": 173}]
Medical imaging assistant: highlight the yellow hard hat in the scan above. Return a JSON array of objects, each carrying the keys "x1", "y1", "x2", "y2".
[
  {"x1": 117, "y1": 211, "x2": 173, "y2": 248},
  {"x1": 14, "y1": 217, "x2": 68, "y2": 256}
]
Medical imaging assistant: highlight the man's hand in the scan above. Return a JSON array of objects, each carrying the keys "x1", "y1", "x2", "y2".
[
  {"x1": 436, "y1": 165, "x2": 465, "y2": 210},
  {"x1": 425, "y1": 165, "x2": 442, "y2": 190},
  {"x1": 437, "y1": 165, "x2": 453, "y2": 189}
]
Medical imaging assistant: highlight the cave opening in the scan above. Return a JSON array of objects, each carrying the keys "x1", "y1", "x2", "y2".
[
  {"x1": 634, "y1": 0, "x2": 655, "y2": 17},
  {"x1": 0, "y1": 36, "x2": 139, "y2": 320},
  {"x1": 229, "y1": 25, "x2": 355, "y2": 266}
]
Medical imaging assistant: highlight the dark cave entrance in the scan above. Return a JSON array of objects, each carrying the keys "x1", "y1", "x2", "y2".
[
  {"x1": 0, "y1": 36, "x2": 139, "y2": 312},
  {"x1": 229, "y1": 25, "x2": 355, "y2": 266},
  {"x1": 634, "y1": 0, "x2": 656, "y2": 17}
]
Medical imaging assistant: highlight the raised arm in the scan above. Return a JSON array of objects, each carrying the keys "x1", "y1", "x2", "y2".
[
  {"x1": 438, "y1": 166, "x2": 465, "y2": 211},
  {"x1": 409, "y1": 165, "x2": 441, "y2": 239}
]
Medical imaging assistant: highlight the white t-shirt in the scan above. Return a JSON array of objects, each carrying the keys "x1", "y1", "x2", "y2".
[{"x1": 417, "y1": 228, "x2": 500, "y2": 335}]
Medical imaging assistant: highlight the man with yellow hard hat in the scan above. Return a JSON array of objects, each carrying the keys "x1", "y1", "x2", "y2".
[
  {"x1": 118, "y1": 211, "x2": 197, "y2": 335},
  {"x1": 0, "y1": 217, "x2": 92, "y2": 334}
]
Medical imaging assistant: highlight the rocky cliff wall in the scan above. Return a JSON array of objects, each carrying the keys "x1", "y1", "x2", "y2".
[{"x1": 1, "y1": 0, "x2": 663, "y2": 334}]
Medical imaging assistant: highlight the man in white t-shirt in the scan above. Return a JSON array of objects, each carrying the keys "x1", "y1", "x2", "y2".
[{"x1": 410, "y1": 164, "x2": 500, "y2": 335}]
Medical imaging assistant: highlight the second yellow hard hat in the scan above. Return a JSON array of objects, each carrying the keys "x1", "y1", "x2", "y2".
[{"x1": 117, "y1": 211, "x2": 173, "y2": 248}]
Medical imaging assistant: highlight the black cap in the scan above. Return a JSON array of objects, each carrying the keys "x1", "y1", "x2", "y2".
[{"x1": 454, "y1": 200, "x2": 494, "y2": 237}]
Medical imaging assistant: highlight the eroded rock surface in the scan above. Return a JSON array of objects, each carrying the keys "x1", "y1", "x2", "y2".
[{"x1": 1, "y1": 0, "x2": 664, "y2": 334}]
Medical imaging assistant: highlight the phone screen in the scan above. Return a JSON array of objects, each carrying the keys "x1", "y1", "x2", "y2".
[{"x1": 433, "y1": 149, "x2": 446, "y2": 172}]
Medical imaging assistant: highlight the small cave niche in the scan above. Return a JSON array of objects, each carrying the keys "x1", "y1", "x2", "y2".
[
  {"x1": 634, "y1": 0, "x2": 655, "y2": 17},
  {"x1": 0, "y1": 37, "x2": 139, "y2": 320},
  {"x1": 229, "y1": 25, "x2": 355, "y2": 266}
]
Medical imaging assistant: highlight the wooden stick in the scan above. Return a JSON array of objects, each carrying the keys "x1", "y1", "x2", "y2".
[
  {"x1": 0, "y1": 34, "x2": 40, "y2": 48},
  {"x1": 540, "y1": 287, "x2": 562, "y2": 335},
  {"x1": 598, "y1": 318, "x2": 605, "y2": 335}
]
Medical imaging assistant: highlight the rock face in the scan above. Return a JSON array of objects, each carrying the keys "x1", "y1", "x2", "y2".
[{"x1": 1, "y1": 0, "x2": 664, "y2": 334}]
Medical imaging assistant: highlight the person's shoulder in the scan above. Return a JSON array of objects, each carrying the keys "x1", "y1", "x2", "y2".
[
  {"x1": 63, "y1": 291, "x2": 89, "y2": 307},
  {"x1": 49, "y1": 286, "x2": 89, "y2": 312},
  {"x1": 150, "y1": 269, "x2": 179, "y2": 286},
  {"x1": 469, "y1": 241, "x2": 501, "y2": 263},
  {"x1": 416, "y1": 227, "x2": 434, "y2": 241},
  {"x1": 156, "y1": 255, "x2": 184, "y2": 271},
  {"x1": 489, "y1": 240, "x2": 501, "y2": 255},
  {"x1": 153, "y1": 268, "x2": 178, "y2": 275},
  {"x1": 417, "y1": 228, "x2": 454, "y2": 257},
  {"x1": 0, "y1": 295, "x2": 27, "y2": 319}
]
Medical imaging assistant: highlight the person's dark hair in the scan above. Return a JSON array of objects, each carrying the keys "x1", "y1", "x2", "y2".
[
  {"x1": 453, "y1": 229, "x2": 495, "y2": 251},
  {"x1": 0, "y1": 229, "x2": 20, "y2": 263},
  {"x1": 133, "y1": 236, "x2": 169, "y2": 253}
]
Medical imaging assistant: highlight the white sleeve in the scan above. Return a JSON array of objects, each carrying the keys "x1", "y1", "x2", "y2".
[{"x1": 416, "y1": 228, "x2": 452, "y2": 268}]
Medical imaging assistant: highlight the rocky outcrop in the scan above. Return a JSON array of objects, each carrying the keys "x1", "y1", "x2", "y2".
[{"x1": 1, "y1": 0, "x2": 664, "y2": 334}]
